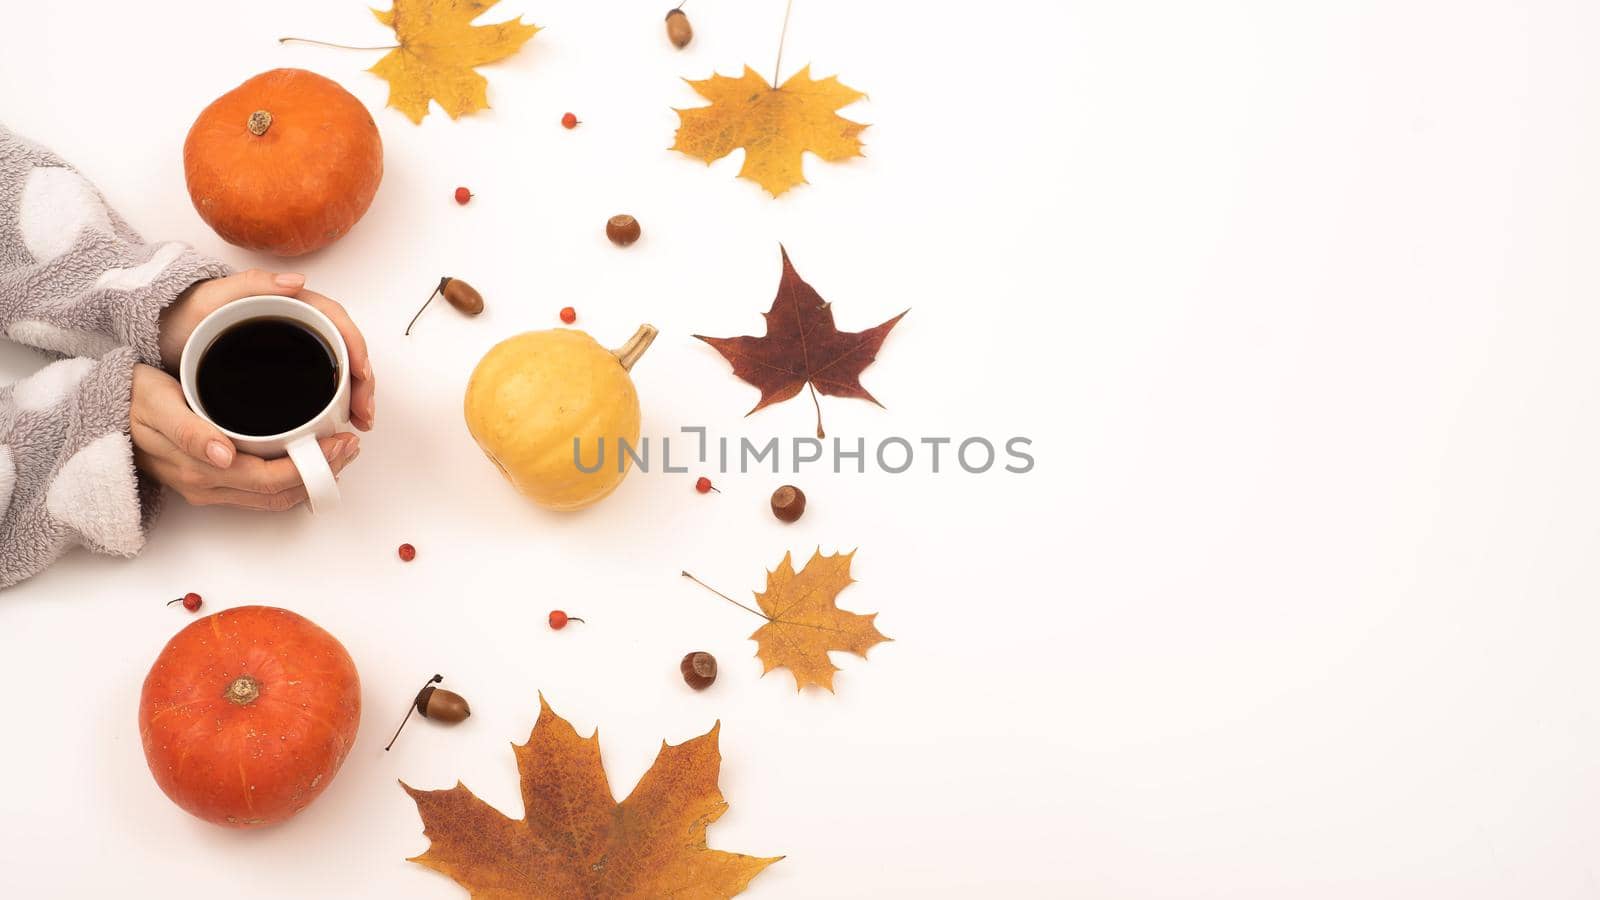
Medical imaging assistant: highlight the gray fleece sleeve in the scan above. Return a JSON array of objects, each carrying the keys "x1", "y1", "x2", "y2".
[
  {"x1": 0, "y1": 125, "x2": 231, "y2": 364},
  {"x1": 0, "y1": 124, "x2": 230, "y2": 588}
]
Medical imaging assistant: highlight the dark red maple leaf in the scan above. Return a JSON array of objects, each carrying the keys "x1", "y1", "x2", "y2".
[{"x1": 695, "y1": 247, "x2": 906, "y2": 437}]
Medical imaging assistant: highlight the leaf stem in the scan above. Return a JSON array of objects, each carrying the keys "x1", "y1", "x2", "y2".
[
  {"x1": 279, "y1": 37, "x2": 400, "y2": 51},
  {"x1": 385, "y1": 674, "x2": 442, "y2": 752},
  {"x1": 807, "y1": 382, "x2": 825, "y2": 438},
  {"x1": 682, "y1": 571, "x2": 770, "y2": 620},
  {"x1": 772, "y1": 0, "x2": 794, "y2": 86},
  {"x1": 405, "y1": 278, "x2": 448, "y2": 336}
]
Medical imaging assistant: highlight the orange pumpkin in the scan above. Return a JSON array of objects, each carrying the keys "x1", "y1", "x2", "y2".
[
  {"x1": 138, "y1": 606, "x2": 362, "y2": 827},
  {"x1": 184, "y1": 68, "x2": 383, "y2": 256}
]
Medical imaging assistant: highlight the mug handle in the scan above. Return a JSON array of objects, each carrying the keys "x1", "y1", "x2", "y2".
[{"x1": 286, "y1": 434, "x2": 341, "y2": 514}]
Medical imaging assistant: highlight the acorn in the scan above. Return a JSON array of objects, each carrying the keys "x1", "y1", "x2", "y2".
[
  {"x1": 665, "y1": 8, "x2": 693, "y2": 49},
  {"x1": 440, "y1": 277, "x2": 484, "y2": 315},
  {"x1": 416, "y1": 681, "x2": 471, "y2": 722},
  {"x1": 384, "y1": 674, "x2": 471, "y2": 750},
  {"x1": 405, "y1": 276, "x2": 484, "y2": 335}
]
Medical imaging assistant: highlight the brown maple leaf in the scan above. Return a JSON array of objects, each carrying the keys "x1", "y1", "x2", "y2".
[
  {"x1": 402, "y1": 695, "x2": 780, "y2": 899},
  {"x1": 685, "y1": 549, "x2": 891, "y2": 692},
  {"x1": 695, "y1": 247, "x2": 905, "y2": 438},
  {"x1": 671, "y1": 66, "x2": 867, "y2": 197}
]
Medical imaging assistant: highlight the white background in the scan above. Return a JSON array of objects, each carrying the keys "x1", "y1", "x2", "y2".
[{"x1": 1, "y1": 1, "x2": 1597, "y2": 897}]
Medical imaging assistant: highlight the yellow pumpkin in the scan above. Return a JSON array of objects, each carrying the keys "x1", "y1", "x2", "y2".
[{"x1": 464, "y1": 325, "x2": 656, "y2": 510}]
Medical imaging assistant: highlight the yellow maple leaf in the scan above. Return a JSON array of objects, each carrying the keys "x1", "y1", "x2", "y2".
[
  {"x1": 369, "y1": 0, "x2": 539, "y2": 124},
  {"x1": 750, "y1": 548, "x2": 890, "y2": 691},
  {"x1": 403, "y1": 695, "x2": 781, "y2": 898},
  {"x1": 672, "y1": 65, "x2": 868, "y2": 197}
]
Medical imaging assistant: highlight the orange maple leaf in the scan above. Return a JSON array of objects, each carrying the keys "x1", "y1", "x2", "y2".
[
  {"x1": 750, "y1": 549, "x2": 891, "y2": 691},
  {"x1": 369, "y1": 0, "x2": 539, "y2": 124},
  {"x1": 402, "y1": 696, "x2": 780, "y2": 899},
  {"x1": 672, "y1": 66, "x2": 867, "y2": 196}
]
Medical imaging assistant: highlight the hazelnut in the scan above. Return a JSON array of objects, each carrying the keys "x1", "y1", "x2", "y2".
[
  {"x1": 679, "y1": 651, "x2": 717, "y2": 690},
  {"x1": 770, "y1": 485, "x2": 806, "y2": 523},
  {"x1": 606, "y1": 214, "x2": 641, "y2": 247}
]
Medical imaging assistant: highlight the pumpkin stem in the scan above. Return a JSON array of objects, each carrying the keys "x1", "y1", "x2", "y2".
[
  {"x1": 224, "y1": 675, "x2": 262, "y2": 706},
  {"x1": 247, "y1": 110, "x2": 273, "y2": 136},
  {"x1": 612, "y1": 325, "x2": 658, "y2": 372}
]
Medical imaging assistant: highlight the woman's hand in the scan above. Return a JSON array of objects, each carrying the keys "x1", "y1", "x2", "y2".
[
  {"x1": 140, "y1": 269, "x2": 375, "y2": 511},
  {"x1": 158, "y1": 269, "x2": 375, "y2": 431},
  {"x1": 130, "y1": 364, "x2": 361, "y2": 511}
]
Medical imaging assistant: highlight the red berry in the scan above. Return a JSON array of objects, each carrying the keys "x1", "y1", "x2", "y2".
[
  {"x1": 548, "y1": 610, "x2": 568, "y2": 630},
  {"x1": 559, "y1": 306, "x2": 576, "y2": 324},
  {"x1": 561, "y1": 112, "x2": 579, "y2": 129},
  {"x1": 695, "y1": 476, "x2": 719, "y2": 494},
  {"x1": 398, "y1": 543, "x2": 417, "y2": 562},
  {"x1": 454, "y1": 186, "x2": 472, "y2": 205},
  {"x1": 168, "y1": 592, "x2": 202, "y2": 613}
]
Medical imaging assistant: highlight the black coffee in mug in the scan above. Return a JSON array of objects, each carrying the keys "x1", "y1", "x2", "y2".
[{"x1": 196, "y1": 317, "x2": 339, "y2": 436}]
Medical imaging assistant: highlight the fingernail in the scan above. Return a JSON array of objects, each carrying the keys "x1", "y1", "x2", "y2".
[
  {"x1": 362, "y1": 359, "x2": 373, "y2": 381},
  {"x1": 274, "y1": 273, "x2": 306, "y2": 289},
  {"x1": 206, "y1": 441, "x2": 233, "y2": 467}
]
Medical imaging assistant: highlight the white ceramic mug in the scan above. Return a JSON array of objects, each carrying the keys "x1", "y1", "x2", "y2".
[{"x1": 178, "y1": 295, "x2": 351, "y2": 514}]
